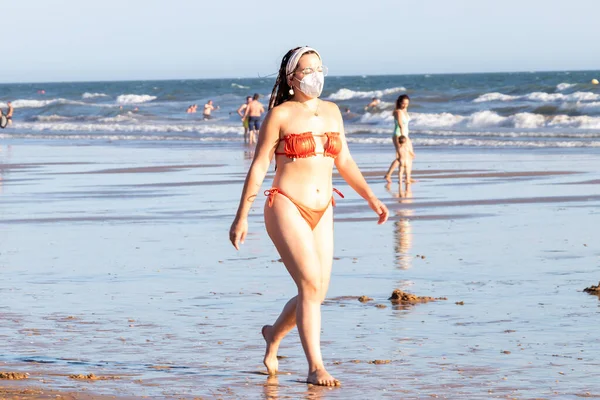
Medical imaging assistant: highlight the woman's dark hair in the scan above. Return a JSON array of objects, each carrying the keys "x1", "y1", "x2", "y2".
[
  {"x1": 399, "y1": 135, "x2": 407, "y2": 144},
  {"x1": 395, "y1": 94, "x2": 410, "y2": 110},
  {"x1": 268, "y1": 47, "x2": 318, "y2": 110}
]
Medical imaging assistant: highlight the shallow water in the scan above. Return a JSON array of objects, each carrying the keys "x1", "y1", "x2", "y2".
[
  {"x1": 1, "y1": 141, "x2": 599, "y2": 399},
  {"x1": 2, "y1": 70, "x2": 600, "y2": 149}
]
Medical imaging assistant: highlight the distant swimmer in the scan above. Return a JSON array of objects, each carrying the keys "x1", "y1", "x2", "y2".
[
  {"x1": 37, "y1": 89, "x2": 46, "y2": 94},
  {"x1": 364, "y1": 97, "x2": 381, "y2": 112},
  {"x1": 203, "y1": 100, "x2": 219, "y2": 120},
  {"x1": 237, "y1": 96, "x2": 253, "y2": 143},
  {"x1": 187, "y1": 104, "x2": 198, "y2": 113},
  {"x1": 242, "y1": 93, "x2": 265, "y2": 146},
  {"x1": 384, "y1": 95, "x2": 415, "y2": 184},
  {"x1": 342, "y1": 107, "x2": 357, "y2": 119},
  {"x1": 6, "y1": 102, "x2": 13, "y2": 125}
]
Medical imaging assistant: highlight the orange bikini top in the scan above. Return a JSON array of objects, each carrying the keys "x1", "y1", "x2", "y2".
[{"x1": 275, "y1": 132, "x2": 342, "y2": 159}]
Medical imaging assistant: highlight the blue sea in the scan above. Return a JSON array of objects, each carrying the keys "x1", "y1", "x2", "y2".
[{"x1": 1, "y1": 70, "x2": 600, "y2": 149}]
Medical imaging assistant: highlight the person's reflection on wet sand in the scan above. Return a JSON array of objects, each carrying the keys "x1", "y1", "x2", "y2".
[
  {"x1": 388, "y1": 183, "x2": 414, "y2": 269},
  {"x1": 263, "y1": 375, "x2": 279, "y2": 400},
  {"x1": 303, "y1": 384, "x2": 328, "y2": 399},
  {"x1": 0, "y1": 145, "x2": 13, "y2": 195},
  {"x1": 262, "y1": 374, "x2": 331, "y2": 400},
  {"x1": 244, "y1": 150, "x2": 255, "y2": 161}
]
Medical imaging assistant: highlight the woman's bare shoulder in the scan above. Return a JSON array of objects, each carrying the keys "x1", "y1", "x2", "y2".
[
  {"x1": 319, "y1": 100, "x2": 340, "y2": 110},
  {"x1": 267, "y1": 102, "x2": 295, "y2": 120},
  {"x1": 319, "y1": 100, "x2": 343, "y2": 117}
]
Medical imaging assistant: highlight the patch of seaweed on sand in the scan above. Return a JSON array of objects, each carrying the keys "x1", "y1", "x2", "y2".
[
  {"x1": 583, "y1": 282, "x2": 600, "y2": 296},
  {"x1": 388, "y1": 289, "x2": 447, "y2": 304},
  {"x1": 69, "y1": 373, "x2": 119, "y2": 381},
  {"x1": 0, "y1": 372, "x2": 28, "y2": 380}
]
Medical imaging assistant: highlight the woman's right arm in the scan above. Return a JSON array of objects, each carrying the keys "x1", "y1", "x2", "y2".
[
  {"x1": 229, "y1": 108, "x2": 283, "y2": 250},
  {"x1": 393, "y1": 110, "x2": 402, "y2": 155},
  {"x1": 396, "y1": 110, "x2": 407, "y2": 137}
]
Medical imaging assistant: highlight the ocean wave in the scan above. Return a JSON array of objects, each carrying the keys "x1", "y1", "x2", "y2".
[
  {"x1": 31, "y1": 114, "x2": 138, "y2": 123},
  {"x1": 2, "y1": 131, "x2": 597, "y2": 148},
  {"x1": 97, "y1": 115, "x2": 140, "y2": 123},
  {"x1": 0, "y1": 98, "x2": 90, "y2": 108},
  {"x1": 231, "y1": 83, "x2": 250, "y2": 89},
  {"x1": 82, "y1": 92, "x2": 109, "y2": 99},
  {"x1": 0, "y1": 133, "x2": 242, "y2": 142},
  {"x1": 20, "y1": 112, "x2": 599, "y2": 138},
  {"x1": 359, "y1": 110, "x2": 600, "y2": 130},
  {"x1": 472, "y1": 93, "x2": 519, "y2": 102},
  {"x1": 556, "y1": 83, "x2": 576, "y2": 91},
  {"x1": 328, "y1": 87, "x2": 407, "y2": 101},
  {"x1": 12, "y1": 121, "x2": 242, "y2": 135},
  {"x1": 345, "y1": 126, "x2": 600, "y2": 139},
  {"x1": 346, "y1": 137, "x2": 600, "y2": 148},
  {"x1": 115, "y1": 94, "x2": 157, "y2": 104},
  {"x1": 527, "y1": 92, "x2": 599, "y2": 102},
  {"x1": 32, "y1": 115, "x2": 74, "y2": 122},
  {"x1": 474, "y1": 91, "x2": 600, "y2": 103},
  {"x1": 568, "y1": 101, "x2": 600, "y2": 113}
]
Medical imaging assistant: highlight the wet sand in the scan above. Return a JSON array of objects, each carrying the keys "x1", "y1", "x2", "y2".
[{"x1": 1, "y1": 142, "x2": 599, "y2": 399}]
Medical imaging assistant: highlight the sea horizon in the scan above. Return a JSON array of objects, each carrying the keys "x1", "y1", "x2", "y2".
[{"x1": 1, "y1": 67, "x2": 599, "y2": 86}]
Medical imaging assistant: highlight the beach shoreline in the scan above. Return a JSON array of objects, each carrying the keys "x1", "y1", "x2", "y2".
[{"x1": 1, "y1": 140, "x2": 599, "y2": 399}]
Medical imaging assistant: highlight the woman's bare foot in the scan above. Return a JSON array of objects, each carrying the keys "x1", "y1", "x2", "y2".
[
  {"x1": 262, "y1": 325, "x2": 279, "y2": 375},
  {"x1": 307, "y1": 368, "x2": 341, "y2": 386},
  {"x1": 384, "y1": 175, "x2": 392, "y2": 183}
]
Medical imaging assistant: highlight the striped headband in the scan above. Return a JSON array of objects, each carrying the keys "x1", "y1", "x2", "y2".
[{"x1": 285, "y1": 47, "x2": 321, "y2": 77}]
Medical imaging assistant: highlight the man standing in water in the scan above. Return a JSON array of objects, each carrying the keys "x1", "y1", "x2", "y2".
[
  {"x1": 203, "y1": 100, "x2": 219, "y2": 120},
  {"x1": 237, "y1": 96, "x2": 253, "y2": 143},
  {"x1": 6, "y1": 102, "x2": 14, "y2": 125},
  {"x1": 243, "y1": 93, "x2": 265, "y2": 146},
  {"x1": 364, "y1": 97, "x2": 381, "y2": 111}
]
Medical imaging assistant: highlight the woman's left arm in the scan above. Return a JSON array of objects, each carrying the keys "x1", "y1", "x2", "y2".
[{"x1": 332, "y1": 104, "x2": 389, "y2": 224}]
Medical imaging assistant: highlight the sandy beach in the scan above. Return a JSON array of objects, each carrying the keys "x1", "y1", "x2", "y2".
[{"x1": 1, "y1": 140, "x2": 599, "y2": 399}]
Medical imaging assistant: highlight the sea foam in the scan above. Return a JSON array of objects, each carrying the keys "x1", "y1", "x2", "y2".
[
  {"x1": 359, "y1": 110, "x2": 600, "y2": 130},
  {"x1": 116, "y1": 94, "x2": 157, "y2": 104},
  {"x1": 474, "y1": 91, "x2": 600, "y2": 103},
  {"x1": 82, "y1": 92, "x2": 109, "y2": 99},
  {"x1": 328, "y1": 87, "x2": 407, "y2": 100}
]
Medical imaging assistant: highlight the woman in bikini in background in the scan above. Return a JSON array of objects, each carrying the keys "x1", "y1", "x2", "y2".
[
  {"x1": 384, "y1": 94, "x2": 414, "y2": 183},
  {"x1": 229, "y1": 47, "x2": 389, "y2": 386}
]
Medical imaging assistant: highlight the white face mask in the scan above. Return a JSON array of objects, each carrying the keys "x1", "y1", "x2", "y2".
[{"x1": 294, "y1": 72, "x2": 324, "y2": 98}]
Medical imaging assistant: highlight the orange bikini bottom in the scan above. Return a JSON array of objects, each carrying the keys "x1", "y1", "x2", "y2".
[{"x1": 264, "y1": 187, "x2": 344, "y2": 230}]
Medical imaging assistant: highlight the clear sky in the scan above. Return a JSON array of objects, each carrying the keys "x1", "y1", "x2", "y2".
[{"x1": 1, "y1": 0, "x2": 599, "y2": 83}]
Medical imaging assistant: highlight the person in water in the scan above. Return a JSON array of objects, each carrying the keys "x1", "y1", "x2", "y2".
[
  {"x1": 384, "y1": 94, "x2": 414, "y2": 183},
  {"x1": 237, "y1": 96, "x2": 253, "y2": 143},
  {"x1": 229, "y1": 46, "x2": 389, "y2": 386},
  {"x1": 243, "y1": 93, "x2": 265, "y2": 146},
  {"x1": 203, "y1": 100, "x2": 218, "y2": 120},
  {"x1": 364, "y1": 97, "x2": 380, "y2": 111},
  {"x1": 6, "y1": 102, "x2": 13, "y2": 125},
  {"x1": 342, "y1": 107, "x2": 358, "y2": 120}
]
